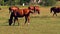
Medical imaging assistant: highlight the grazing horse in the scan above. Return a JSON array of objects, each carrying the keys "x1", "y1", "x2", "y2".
[
  {"x1": 9, "y1": 8, "x2": 33, "y2": 26},
  {"x1": 50, "y1": 7, "x2": 60, "y2": 16},
  {"x1": 9, "y1": 6, "x2": 19, "y2": 13},
  {"x1": 28, "y1": 6, "x2": 40, "y2": 14}
]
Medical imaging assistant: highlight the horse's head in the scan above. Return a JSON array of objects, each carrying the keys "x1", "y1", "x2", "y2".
[
  {"x1": 8, "y1": 19, "x2": 13, "y2": 26},
  {"x1": 28, "y1": 6, "x2": 40, "y2": 14},
  {"x1": 50, "y1": 7, "x2": 56, "y2": 13},
  {"x1": 34, "y1": 6, "x2": 40, "y2": 14},
  {"x1": 28, "y1": 6, "x2": 34, "y2": 10}
]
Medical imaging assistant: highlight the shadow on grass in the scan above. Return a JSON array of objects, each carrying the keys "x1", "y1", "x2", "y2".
[
  {"x1": 1, "y1": 25, "x2": 19, "y2": 26},
  {"x1": 31, "y1": 16, "x2": 60, "y2": 18},
  {"x1": 0, "y1": 22, "x2": 19, "y2": 26}
]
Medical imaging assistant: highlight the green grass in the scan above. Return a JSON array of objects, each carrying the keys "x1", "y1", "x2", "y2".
[
  {"x1": 55, "y1": 1, "x2": 60, "y2": 6},
  {"x1": 0, "y1": 6, "x2": 60, "y2": 34}
]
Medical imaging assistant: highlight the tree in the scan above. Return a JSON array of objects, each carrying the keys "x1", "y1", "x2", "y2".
[
  {"x1": 20, "y1": 0, "x2": 30, "y2": 5},
  {"x1": 0, "y1": 0, "x2": 4, "y2": 6},
  {"x1": 40, "y1": 0, "x2": 56, "y2": 6},
  {"x1": 14, "y1": 0, "x2": 20, "y2": 5}
]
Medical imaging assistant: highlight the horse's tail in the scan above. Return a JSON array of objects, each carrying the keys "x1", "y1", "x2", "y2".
[{"x1": 9, "y1": 12, "x2": 14, "y2": 26}]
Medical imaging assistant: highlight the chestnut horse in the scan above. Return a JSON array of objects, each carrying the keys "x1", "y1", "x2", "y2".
[
  {"x1": 28, "y1": 6, "x2": 40, "y2": 14},
  {"x1": 50, "y1": 7, "x2": 60, "y2": 16},
  {"x1": 9, "y1": 8, "x2": 33, "y2": 26}
]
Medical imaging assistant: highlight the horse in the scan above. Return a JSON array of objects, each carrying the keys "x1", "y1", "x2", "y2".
[
  {"x1": 9, "y1": 6, "x2": 19, "y2": 13},
  {"x1": 50, "y1": 7, "x2": 60, "y2": 16},
  {"x1": 8, "y1": 8, "x2": 33, "y2": 26},
  {"x1": 28, "y1": 6, "x2": 40, "y2": 14}
]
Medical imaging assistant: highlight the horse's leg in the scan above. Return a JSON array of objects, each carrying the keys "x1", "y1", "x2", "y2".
[
  {"x1": 13, "y1": 17, "x2": 19, "y2": 26},
  {"x1": 55, "y1": 13, "x2": 57, "y2": 16},
  {"x1": 34, "y1": 7, "x2": 35, "y2": 13},
  {"x1": 16, "y1": 18, "x2": 19, "y2": 26},
  {"x1": 53, "y1": 13, "x2": 55, "y2": 16},
  {"x1": 37, "y1": 10, "x2": 40, "y2": 14},
  {"x1": 53, "y1": 12, "x2": 57, "y2": 16},
  {"x1": 27, "y1": 16, "x2": 30, "y2": 25},
  {"x1": 13, "y1": 18, "x2": 16, "y2": 26},
  {"x1": 24, "y1": 15, "x2": 30, "y2": 25},
  {"x1": 24, "y1": 16, "x2": 28, "y2": 25}
]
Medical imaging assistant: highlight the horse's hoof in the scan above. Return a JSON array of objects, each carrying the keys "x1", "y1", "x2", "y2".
[
  {"x1": 28, "y1": 23, "x2": 30, "y2": 25},
  {"x1": 9, "y1": 25, "x2": 11, "y2": 26}
]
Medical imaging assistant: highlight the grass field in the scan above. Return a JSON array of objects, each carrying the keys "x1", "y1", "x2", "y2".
[{"x1": 0, "y1": 5, "x2": 60, "y2": 34}]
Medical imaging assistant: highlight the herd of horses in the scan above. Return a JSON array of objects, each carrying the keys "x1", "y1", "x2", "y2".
[
  {"x1": 8, "y1": 6, "x2": 60, "y2": 26},
  {"x1": 8, "y1": 6, "x2": 40, "y2": 26}
]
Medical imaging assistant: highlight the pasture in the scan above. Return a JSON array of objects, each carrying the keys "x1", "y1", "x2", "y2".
[{"x1": 0, "y1": 6, "x2": 60, "y2": 34}]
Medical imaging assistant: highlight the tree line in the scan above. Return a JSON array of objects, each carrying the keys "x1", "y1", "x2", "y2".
[{"x1": 0, "y1": 0, "x2": 57, "y2": 6}]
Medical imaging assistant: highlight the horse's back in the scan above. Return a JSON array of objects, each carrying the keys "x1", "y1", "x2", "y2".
[
  {"x1": 17, "y1": 9, "x2": 30, "y2": 16},
  {"x1": 9, "y1": 6, "x2": 19, "y2": 11},
  {"x1": 51, "y1": 7, "x2": 56, "y2": 9},
  {"x1": 17, "y1": 9, "x2": 24, "y2": 15},
  {"x1": 57, "y1": 7, "x2": 60, "y2": 12},
  {"x1": 28, "y1": 6, "x2": 34, "y2": 10},
  {"x1": 51, "y1": 7, "x2": 60, "y2": 13},
  {"x1": 23, "y1": 9, "x2": 30, "y2": 14},
  {"x1": 51, "y1": 7, "x2": 56, "y2": 11}
]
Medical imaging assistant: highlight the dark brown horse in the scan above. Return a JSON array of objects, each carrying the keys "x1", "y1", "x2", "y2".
[
  {"x1": 28, "y1": 6, "x2": 40, "y2": 14},
  {"x1": 9, "y1": 8, "x2": 33, "y2": 26},
  {"x1": 50, "y1": 7, "x2": 60, "y2": 16}
]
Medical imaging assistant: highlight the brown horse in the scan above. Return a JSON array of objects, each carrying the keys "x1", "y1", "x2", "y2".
[
  {"x1": 28, "y1": 6, "x2": 40, "y2": 14},
  {"x1": 50, "y1": 7, "x2": 60, "y2": 16},
  {"x1": 9, "y1": 6, "x2": 19, "y2": 13},
  {"x1": 9, "y1": 8, "x2": 33, "y2": 26}
]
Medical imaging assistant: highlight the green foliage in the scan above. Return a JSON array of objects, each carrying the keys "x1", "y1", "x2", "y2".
[
  {"x1": 19, "y1": 0, "x2": 30, "y2": 5},
  {"x1": 0, "y1": 0, "x2": 4, "y2": 6},
  {"x1": 4, "y1": 0, "x2": 8, "y2": 2},
  {"x1": 14, "y1": 0, "x2": 20, "y2": 5},
  {"x1": 0, "y1": 0, "x2": 57, "y2": 6},
  {"x1": 40, "y1": 0, "x2": 56, "y2": 6}
]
